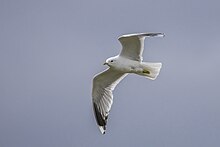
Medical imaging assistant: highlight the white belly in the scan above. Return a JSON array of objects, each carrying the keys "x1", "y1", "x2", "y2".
[{"x1": 114, "y1": 57, "x2": 142, "y2": 73}]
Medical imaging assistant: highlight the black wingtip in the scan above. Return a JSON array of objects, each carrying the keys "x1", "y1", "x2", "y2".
[
  {"x1": 141, "y1": 32, "x2": 165, "y2": 37},
  {"x1": 93, "y1": 103, "x2": 108, "y2": 134},
  {"x1": 118, "y1": 32, "x2": 165, "y2": 39}
]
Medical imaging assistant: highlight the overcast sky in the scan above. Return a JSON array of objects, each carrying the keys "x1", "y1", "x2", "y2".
[{"x1": 0, "y1": 0, "x2": 220, "y2": 147}]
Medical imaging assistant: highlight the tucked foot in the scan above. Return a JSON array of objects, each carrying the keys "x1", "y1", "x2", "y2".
[{"x1": 143, "y1": 69, "x2": 150, "y2": 74}]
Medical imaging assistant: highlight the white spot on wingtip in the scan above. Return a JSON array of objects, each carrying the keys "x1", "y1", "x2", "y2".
[
  {"x1": 158, "y1": 33, "x2": 165, "y2": 37},
  {"x1": 99, "y1": 126, "x2": 106, "y2": 134}
]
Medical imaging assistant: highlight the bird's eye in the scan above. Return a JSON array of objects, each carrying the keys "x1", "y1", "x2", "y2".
[{"x1": 110, "y1": 60, "x2": 113, "y2": 62}]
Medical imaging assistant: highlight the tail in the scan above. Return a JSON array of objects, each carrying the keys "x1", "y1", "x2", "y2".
[{"x1": 139, "y1": 62, "x2": 162, "y2": 80}]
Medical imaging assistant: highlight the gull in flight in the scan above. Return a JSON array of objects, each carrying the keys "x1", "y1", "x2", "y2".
[{"x1": 92, "y1": 32, "x2": 164, "y2": 134}]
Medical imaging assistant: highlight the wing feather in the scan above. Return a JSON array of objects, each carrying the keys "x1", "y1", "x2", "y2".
[
  {"x1": 92, "y1": 68, "x2": 127, "y2": 134},
  {"x1": 118, "y1": 32, "x2": 164, "y2": 61}
]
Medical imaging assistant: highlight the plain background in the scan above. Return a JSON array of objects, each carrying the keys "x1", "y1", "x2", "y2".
[{"x1": 0, "y1": 0, "x2": 220, "y2": 146}]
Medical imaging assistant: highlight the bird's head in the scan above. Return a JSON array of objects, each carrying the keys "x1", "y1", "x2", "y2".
[{"x1": 103, "y1": 57, "x2": 117, "y2": 67}]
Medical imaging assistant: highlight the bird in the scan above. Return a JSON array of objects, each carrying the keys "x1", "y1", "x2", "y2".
[{"x1": 92, "y1": 32, "x2": 164, "y2": 134}]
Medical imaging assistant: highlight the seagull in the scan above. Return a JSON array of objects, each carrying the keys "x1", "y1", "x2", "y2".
[{"x1": 92, "y1": 32, "x2": 164, "y2": 134}]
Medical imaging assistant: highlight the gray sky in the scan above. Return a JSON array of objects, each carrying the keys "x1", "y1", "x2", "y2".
[{"x1": 0, "y1": 0, "x2": 220, "y2": 146}]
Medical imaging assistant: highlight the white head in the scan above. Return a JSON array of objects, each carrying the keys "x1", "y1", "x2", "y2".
[{"x1": 103, "y1": 56, "x2": 118, "y2": 67}]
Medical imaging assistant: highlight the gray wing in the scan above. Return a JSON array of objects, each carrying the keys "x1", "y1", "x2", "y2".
[
  {"x1": 92, "y1": 68, "x2": 127, "y2": 134},
  {"x1": 118, "y1": 33, "x2": 165, "y2": 61}
]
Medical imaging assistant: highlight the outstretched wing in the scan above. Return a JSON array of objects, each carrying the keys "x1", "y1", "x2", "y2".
[
  {"x1": 118, "y1": 33, "x2": 164, "y2": 61},
  {"x1": 92, "y1": 68, "x2": 127, "y2": 134}
]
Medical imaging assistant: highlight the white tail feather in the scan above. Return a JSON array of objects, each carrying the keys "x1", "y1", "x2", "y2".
[{"x1": 139, "y1": 62, "x2": 162, "y2": 80}]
